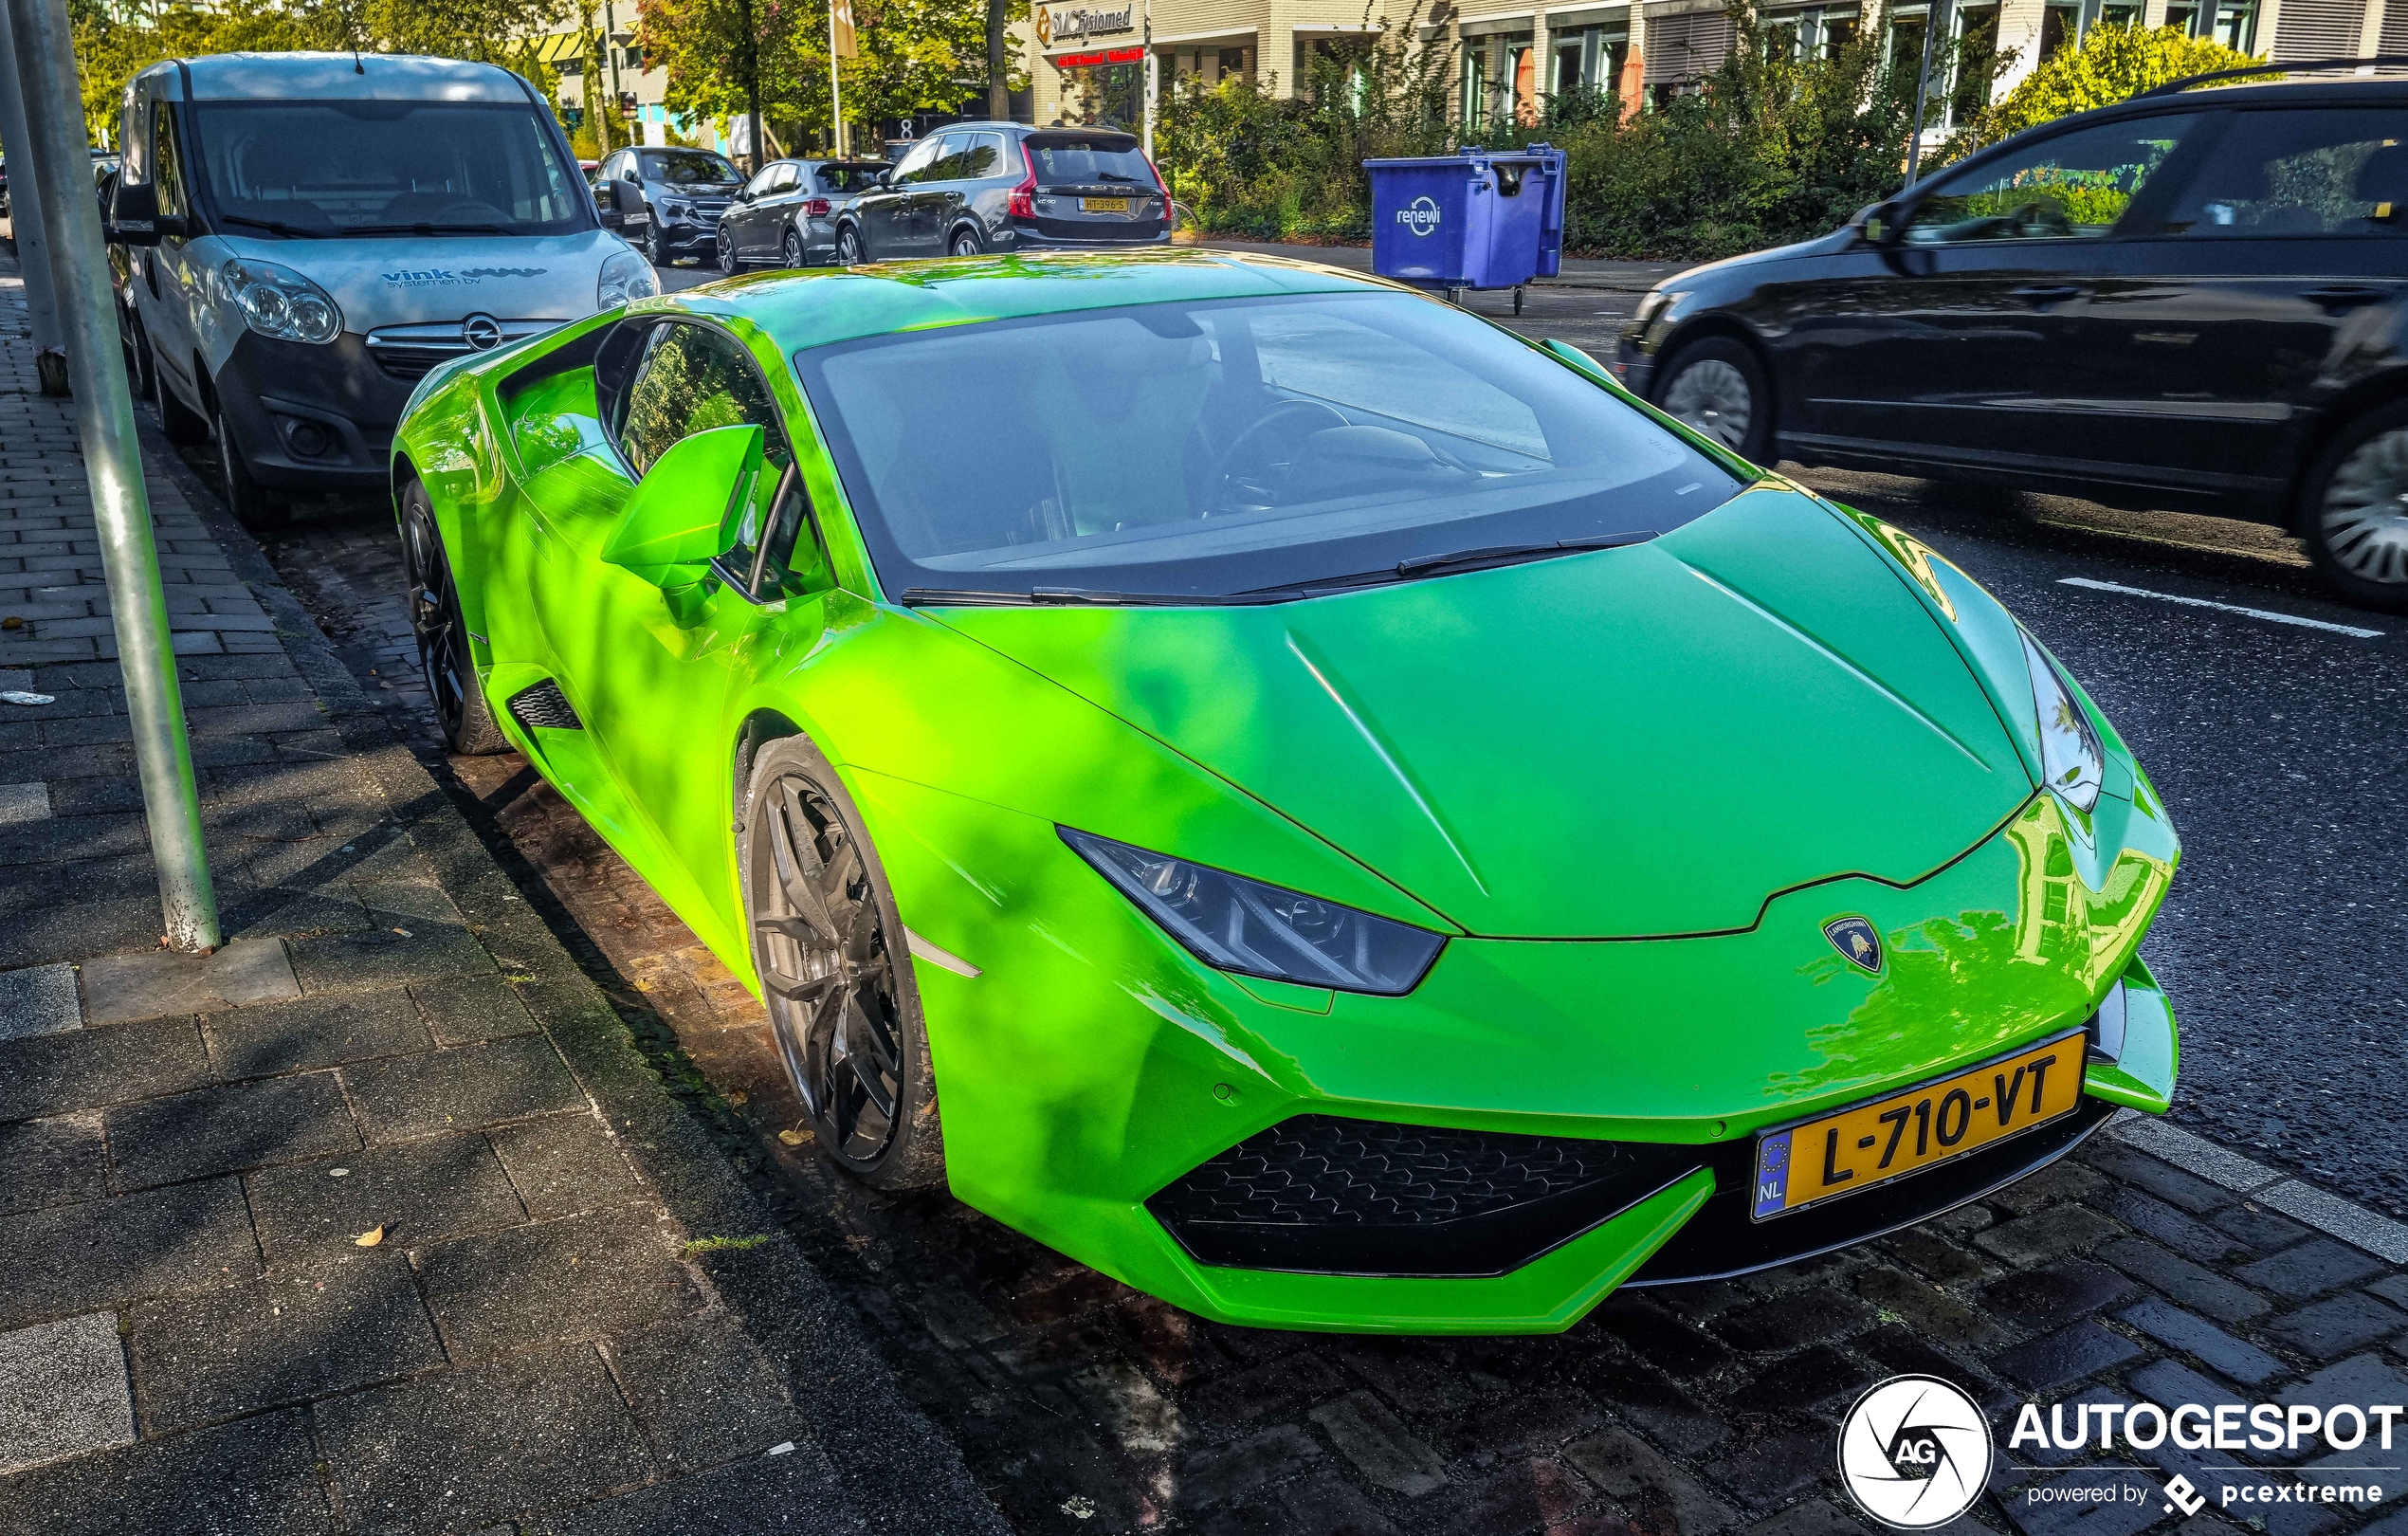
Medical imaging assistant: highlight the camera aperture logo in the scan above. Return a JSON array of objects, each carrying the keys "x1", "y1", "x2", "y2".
[{"x1": 1840, "y1": 1376, "x2": 1994, "y2": 1529}]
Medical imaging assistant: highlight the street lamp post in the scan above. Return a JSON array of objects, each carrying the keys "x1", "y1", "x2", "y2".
[
  {"x1": 5, "y1": 0, "x2": 221, "y2": 951},
  {"x1": 0, "y1": 0, "x2": 65, "y2": 394},
  {"x1": 1904, "y1": 0, "x2": 1953, "y2": 187}
]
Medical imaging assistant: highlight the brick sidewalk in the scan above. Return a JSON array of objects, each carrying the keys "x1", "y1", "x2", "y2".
[{"x1": 0, "y1": 255, "x2": 1006, "y2": 1532}]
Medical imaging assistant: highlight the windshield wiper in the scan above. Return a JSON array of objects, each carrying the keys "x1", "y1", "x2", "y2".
[
  {"x1": 338, "y1": 222, "x2": 514, "y2": 237},
  {"x1": 1252, "y1": 530, "x2": 1658, "y2": 595},
  {"x1": 1095, "y1": 172, "x2": 1143, "y2": 183},
  {"x1": 900, "y1": 586, "x2": 1307, "y2": 608},
  {"x1": 219, "y1": 213, "x2": 322, "y2": 238}
]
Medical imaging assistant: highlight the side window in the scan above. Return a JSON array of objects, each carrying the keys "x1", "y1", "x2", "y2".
[
  {"x1": 615, "y1": 322, "x2": 812, "y2": 588},
  {"x1": 742, "y1": 162, "x2": 782, "y2": 198},
  {"x1": 961, "y1": 132, "x2": 1007, "y2": 180},
  {"x1": 1905, "y1": 114, "x2": 2198, "y2": 244},
  {"x1": 771, "y1": 162, "x2": 800, "y2": 193},
  {"x1": 891, "y1": 137, "x2": 945, "y2": 185},
  {"x1": 152, "y1": 101, "x2": 189, "y2": 218},
  {"x1": 2156, "y1": 109, "x2": 2408, "y2": 237}
]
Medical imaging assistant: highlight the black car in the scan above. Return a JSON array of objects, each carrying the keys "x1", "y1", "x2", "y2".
[
  {"x1": 834, "y1": 121, "x2": 1171, "y2": 263},
  {"x1": 714, "y1": 157, "x2": 888, "y2": 271},
  {"x1": 599, "y1": 144, "x2": 744, "y2": 265},
  {"x1": 1616, "y1": 73, "x2": 2408, "y2": 610}
]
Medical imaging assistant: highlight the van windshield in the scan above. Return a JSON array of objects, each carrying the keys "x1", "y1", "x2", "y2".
[{"x1": 190, "y1": 100, "x2": 588, "y2": 236}]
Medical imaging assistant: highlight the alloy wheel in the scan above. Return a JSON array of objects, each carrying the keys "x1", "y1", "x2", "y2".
[
  {"x1": 2318, "y1": 426, "x2": 2408, "y2": 590},
  {"x1": 1662, "y1": 358, "x2": 1754, "y2": 451},
  {"x1": 837, "y1": 228, "x2": 862, "y2": 265},
  {"x1": 784, "y1": 229, "x2": 803, "y2": 269},
  {"x1": 718, "y1": 235, "x2": 739, "y2": 275},
  {"x1": 750, "y1": 774, "x2": 906, "y2": 1163},
  {"x1": 950, "y1": 229, "x2": 980, "y2": 257},
  {"x1": 401, "y1": 499, "x2": 473, "y2": 744}
]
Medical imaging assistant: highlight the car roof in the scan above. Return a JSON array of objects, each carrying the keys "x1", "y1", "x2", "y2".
[
  {"x1": 658, "y1": 249, "x2": 1389, "y2": 356},
  {"x1": 169, "y1": 52, "x2": 531, "y2": 102},
  {"x1": 2094, "y1": 75, "x2": 2408, "y2": 116}
]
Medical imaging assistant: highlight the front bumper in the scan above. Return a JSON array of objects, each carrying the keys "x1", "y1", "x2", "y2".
[
  {"x1": 215, "y1": 331, "x2": 416, "y2": 493},
  {"x1": 859, "y1": 777, "x2": 2179, "y2": 1334},
  {"x1": 653, "y1": 216, "x2": 722, "y2": 256}
]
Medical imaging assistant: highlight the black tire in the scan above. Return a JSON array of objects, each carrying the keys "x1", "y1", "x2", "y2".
[
  {"x1": 1654, "y1": 336, "x2": 1773, "y2": 464},
  {"x1": 836, "y1": 225, "x2": 864, "y2": 265},
  {"x1": 782, "y1": 228, "x2": 804, "y2": 269},
  {"x1": 948, "y1": 226, "x2": 983, "y2": 258},
  {"x1": 212, "y1": 401, "x2": 288, "y2": 527},
  {"x1": 397, "y1": 479, "x2": 509, "y2": 755},
  {"x1": 154, "y1": 341, "x2": 210, "y2": 445},
  {"x1": 717, "y1": 232, "x2": 739, "y2": 275},
  {"x1": 125, "y1": 311, "x2": 155, "y2": 403},
  {"x1": 643, "y1": 222, "x2": 666, "y2": 265},
  {"x1": 2300, "y1": 398, "x2": 2408, "y2": 613},
  {"x1": 740, "y1": 736, "x2": 945, "y2": 1191}
]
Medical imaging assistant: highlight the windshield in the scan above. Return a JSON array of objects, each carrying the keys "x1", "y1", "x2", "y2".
[
  {"x1": 1026, "y1": 132, "x2": 1153, "y2": 187},
  {"x1": 814, "y1": 162, "x2": 886, "y2": 193},
  {"x1": 190, "y1": 100, "x2": 586, "y2": 236},
  {"x1": 794, "y1": 292, "x2": 1741, "y2": 601},
  {"x1": 643, "y1": 149, "x2": 739, "y2": 186}
]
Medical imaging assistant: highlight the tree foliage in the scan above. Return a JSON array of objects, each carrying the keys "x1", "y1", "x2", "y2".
[{"x1": 1970, "y1": 22, "x2": 2258, "y2": 144}]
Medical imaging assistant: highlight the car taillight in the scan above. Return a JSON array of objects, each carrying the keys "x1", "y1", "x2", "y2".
[
  {"x1": 1008, "y1": 159, "x2": 1037, "y2": 219},
  {"x1": 805, "y1": 197, "x2": 830, "y2": 216},
  {"x1": 1148, "y1": 158, "x2": 1171, "y2": 216}
]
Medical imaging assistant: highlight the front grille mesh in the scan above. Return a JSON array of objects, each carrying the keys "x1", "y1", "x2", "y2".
[
  {"x1": 506, "y1": 679, "x2": 582, "y2": 732},
  {"x1": 1151, "y1": 1115, "x2": 1620, "y2": 1229}
]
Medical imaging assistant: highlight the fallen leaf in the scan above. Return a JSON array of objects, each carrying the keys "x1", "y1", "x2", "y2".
[
  {"x1": 0, "y1": 690, "x2": 56, "y2": 705},
  {"x1": 1, "y1": 616, "x2": 22, "y2": 630},
  {"x1": 354, "y1": 1225, "x2": 385, "y2": 1248},
  {"x1": 727, "y1": 1091, "x2": 748, "y2": 1107},
  {"x1": 777, "y1": 1128, "x2": 806, "y2": 1146},
  {"x1": 391, "y1": 927, "x2": 412, "y2": 937}
]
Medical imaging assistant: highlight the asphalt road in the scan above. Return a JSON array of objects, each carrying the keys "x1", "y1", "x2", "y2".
[{"x1": 236, "y1": 252, "x2": 2408, "y2": 1220}]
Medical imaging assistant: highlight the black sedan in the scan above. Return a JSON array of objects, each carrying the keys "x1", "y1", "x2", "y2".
[
  {"x1": 1617, "y1": 74, "x2": 2408, "y2": 610},
  {"x1": 833, "y1": 121, "x2": 1171, "y2": 263},
  {"x1": 715, "y1": 156, "x2": 888, "y2": 271}
]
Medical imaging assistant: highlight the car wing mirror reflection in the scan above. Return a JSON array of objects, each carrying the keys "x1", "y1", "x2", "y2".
[{"x1": 601, "y1": 424, "x2": 763, "y2": 588}]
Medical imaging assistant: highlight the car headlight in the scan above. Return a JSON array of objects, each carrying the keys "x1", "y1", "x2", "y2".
[
  {"x1": 597, "y1": 247, "x2": 659, "y2": 310},
  {"x1": 216, "y1": 258, "x2": 341, "y2": 344},
  {"x1": 661, "y1": 197, "x2": 690, "y2": 219},
  {"x1": 1632, "y1": 288, "x2": 1686, "y2": 332},
  {"x1": 1061, "y1": 828, "x2": 1445, "y2": 996},
  {"x1": 2021, "y1": 630, "x2": 2103, "y2": 814}
]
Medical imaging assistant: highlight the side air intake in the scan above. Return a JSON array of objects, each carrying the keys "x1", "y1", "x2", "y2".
[{"x1": 506, "y1": 679, "x2": 583, "y2": 732}]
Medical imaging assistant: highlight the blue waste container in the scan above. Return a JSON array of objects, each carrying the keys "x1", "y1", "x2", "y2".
[{"x1": 1366, "y1": 143, "x2": 1566, "y2": 302}]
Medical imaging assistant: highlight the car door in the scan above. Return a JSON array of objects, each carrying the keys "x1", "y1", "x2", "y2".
[
  {"x1": 758, "y1": 162, "x2": 809, "y2": 260},
  {"x1": 1799, "y1": 112, "x2": 2202, "y2": 471},
  {"x1": 886, "y1": 136, "x2": 957, "y2": 257},
  {"x1": 2068, "y1": 101, "x2": 2408, "y2": 504},
  {"x1": 730, "y1": 160, "x2": 788, "y2": 258},
  {"x1": 140, "y1": 92, "x2": 210, "y2": 412},
  {"x1": 950, "y1": 132, "x2": 1012, "y2": 246}
]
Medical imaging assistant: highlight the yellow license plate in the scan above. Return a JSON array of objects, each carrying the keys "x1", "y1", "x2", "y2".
[
  {"x1": 1750, "y1": 1029, "x2": 2086, "y2": 1220},
  {"x1": 1081, "y1": 196, "x2": 1131, "y2": 212}
]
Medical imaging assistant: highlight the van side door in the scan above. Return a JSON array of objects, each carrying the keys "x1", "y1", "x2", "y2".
[{"x1": 142, "y1": 93, "x2": 209, "y2": 414}]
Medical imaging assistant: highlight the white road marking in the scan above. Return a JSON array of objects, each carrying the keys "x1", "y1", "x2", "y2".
[{"x1": 2056, "y1": 576, "x2": 2384, "y2": 638}]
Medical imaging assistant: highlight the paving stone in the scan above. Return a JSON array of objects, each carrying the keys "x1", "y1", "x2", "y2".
[
  {"x1": 1991, "y1": 1159, "x2": 2109, "y2": 1214},
  {"x1": 2262, "y1": 1292, "x2": 2408, "y2": 1362},
  {"x1": 1992, "y1": 1321, "x2": 2146, "y2": 1391},
  {"x1": 1566, "y1": 1424, "x2": 1741, "y2": 1533},
  {"x1": 287, "y1": 922, "x2": 496, "y2": 996},
  {"x1": 1412, "y1": 1454, "x2": 1590, "y2": 1535},
  {"x1": 1190, "y1": 1351, "x2": 1353, "y2": 1425},
  {"x1": 1976, "y1": 1205, "x2": 2125, "y2": 1268},
  {"x1": 2235, "y1": 1239, "x2": 2388, "y2": 1301},
  {"x1": 1308, "y1": 1389, "x2": 1445, "y2": 1496},
  {"x1": 1982, "y1": 1259, "x2": 2140, "y2": 1327},
  {"x1": 2098, "y1": 1236, "x2": 2271, "y2": 1325},
  {"x1": 1856, "y1": 1323, "x2": 1990, "y2": 1395},
  {"x1": 0, "y1": 962, "x2": 78, "y2": 1040},
  {"x1": 1718, "y1": 1427, "x2": 1831, "y2": 1507},
  {"x1": 1885, "y1": 1226, "x2": 2001, "y2": 1285},
  {"x1": 2211, "y1": 1202, "x2": 2313, "y2": 1254},
  {"x1": 1571, "y1": 1352, "x2": 1729, "y2": 1452},
  {"x1": 411, "y1": 973, "x2": 538, "y2": 1044},
  {"x1": 516, "y1": 1443, "x2": 868, "y2": 1536},
  {"x1": 1265, "y1": 1469, "x2": 1401, "y2": 1536},
  {"x1": 1068, "y1": 1360, "x2": 1184, "y2": 1454},
  {"x1": 1714, "y1": 1286, "x2": 1875, "y2": 1352},
  {"x1": 316, "y1": 1344, "x2": 656, "y2": 1536},
  {"x1": 0, "y1": 1016, "x2": 212, "y2": 1126},
  {"x1": 0, "y1": 1407, "x2": 330, "y2": 1536},
  {"x1": 604, "y1": 1312, "x2": 806, "y2": 1472},
  {"x1": 2099, "y1": 1188, "x2": 2254, "y2": 1267},
  {"x1": 1740, "y1": 1496, "x2": 1867, "y2": 1536},
  {"x1": 104, "y1": 1071, "x2": 359, "y2": 1188},
  {"x1": 1438, "y1": 1382, "x2": 1602, "y2": 1458},
  {"x1": 1857, "y1": 1265, "x2": 2010, "y2": 1349},
  {"x1": 341, "y1": 1034, "x2": 585, "y2": 1142},
  {"x1": 1177, "y1": 1424, "x2": 1323, "y2": 1509},
  {"x1": 2125, "y1": 1361, "x2": 2245, "y2": 1421},
  {"x1": 2254, "y1": 1184, "x2": 2408, "y2": 1268},
  {"x1": 79, "y1": 937, "x2": 300, "y2": 1025},
  {"x1": 2117, "y1": 1297, "x2": 2287, "y2": 1387},
  {"x1": 0, "y1": 1112, "x2": 106, "y2": 1215},
  {"x1": 2276, "y1": 1354, "x2": 2408, "y2": 1420},
  {"x1": 1736, "y1": 1343, "x2": 1874, "y2": 1408},
  {"x1": 247, "y1": 1133, "x2": 526, "y2": 1259},
  {"x1": 122, "y1": 1251, "x2": 443, "y2": 1431},
  {"x1": 202, "y1": 988, "x2": 432, "y2": 1078},
  {"x1": 2371, "y1": 1274, "x2": 2408, "y2": 1310},
  {"x1": 1592, "y1": 1292, "x2": 1743, "y2": 1380},
  {"x1": 0, "y1": 1179, "x2": 261, "y2": 1330},
  {"x1": 0, "y1": 1312, "x2": 134, "y2": 1474},
  {"x1": 487, "y1": 1112, "x2": 647, "y2": 1218},
  {"x1": 412, "y1": 1206, "x2": 702, "y2": 1361}
]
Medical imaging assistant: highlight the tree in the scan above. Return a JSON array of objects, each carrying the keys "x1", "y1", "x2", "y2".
[{"x1": 1971, "y1": 23, "x2": 2258, "y2": 145}]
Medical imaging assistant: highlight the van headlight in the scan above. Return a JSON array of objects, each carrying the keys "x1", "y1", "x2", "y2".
[
  {"x1": 597, "y1": 247, "x2": 659, "y2": 310},
  {"x1": 2021, "y1": 630, "x2": 2103, "y2": 814},
  {"x1": 217, "y1": 259, "x2": 341, "y2": 344}
]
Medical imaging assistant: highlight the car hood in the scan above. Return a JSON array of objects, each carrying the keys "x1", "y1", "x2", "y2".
[
  {"x1": 214, "y1": 229, "x2": 628, "y2": 328},
  {"x1": 931, "y1": 485, "x2": 2035, "y2": 939}
]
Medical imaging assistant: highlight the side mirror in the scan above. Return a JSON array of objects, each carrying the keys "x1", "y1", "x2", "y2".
[
  {"x1": 108, "y1": 180, "x2": 179, "y2": 246},
  {"x1": 611, "y1": 179, "x2": 649, "y2": 218},
  {"x1": 1860, "y1": 199, "x2": 1909, "y2": 245},
  {"x1": 601, "y1": 424, "x2": 764, "y2": 587}
]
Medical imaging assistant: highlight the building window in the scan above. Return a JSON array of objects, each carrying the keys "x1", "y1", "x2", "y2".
[
  {"x1": 1885, "y1": 3, "x2": 1928, "y2": 73},
  {"x1": 1948, "y1": 3, "x2": 1998, "y2": 126},
  {"x1": 2210, "y1": 0, "x2": 2256, "y2": 49},
  {"x1": 2037, "y1": 2, "x2": 2076, "y2": 61}
]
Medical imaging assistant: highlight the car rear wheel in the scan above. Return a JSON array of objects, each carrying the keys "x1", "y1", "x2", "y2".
[
  {"x1": 949, "y1": 227, "x2": 983, "y2": 258},
  {"x1": 717, "y1": 233, "x2": 739, "y2": 275},
  {"x1": 2303, "y1": 399, "x2": 2408, "y2": 613},
  {"x1": 741, "y1": 736, "x2": 945, "y2": 1191},
  {"x1": 1656, "y1": 337, "x2": 1772, "y2": 464},
  {"x1": 836, "y1": 226, "x2": 864, "y2": 265},
  {"x1": 783, "y1": 229, "x2": 804, "y2": 269},
  {"x1": 398, "y1": 479, "x2": 509, "y2": 755}
]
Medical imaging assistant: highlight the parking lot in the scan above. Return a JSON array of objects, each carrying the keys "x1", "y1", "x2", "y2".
[{"x1": 182, "y1": 247, "x2": 2408, "y2": 1536}]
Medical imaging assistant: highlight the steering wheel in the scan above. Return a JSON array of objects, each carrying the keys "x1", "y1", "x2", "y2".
[
  {"x1": 1210, "y1": 400, "x2": 1349, "y2": 508},
  {"x1": 2014, "y1": 199, "x2": 2073, "y2": 237}
]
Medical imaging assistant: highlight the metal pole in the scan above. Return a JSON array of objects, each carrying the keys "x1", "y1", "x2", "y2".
[
  {"x1": 1903, "y1": 0, "x2": 1949, "y2": 186},
  {"x1": 1141, "y1": 0, "x2": 1154, "y2": 155},
  {"x1": 0, "y1": 0, "x2": 65, "y2": 392},
  {"x1": 830, "y1": 0, "x2": 845, "y2": 155},
  {"x1": 605, "y1": 0, "x2": 624, "y2": 152},
  {"x1": 6, "y1": 0, "x2": 219, "y2": 951}
]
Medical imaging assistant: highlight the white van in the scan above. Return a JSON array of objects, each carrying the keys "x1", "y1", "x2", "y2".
[{"x1": 109, "y1": 53, "x2": 657, "y2": 520}]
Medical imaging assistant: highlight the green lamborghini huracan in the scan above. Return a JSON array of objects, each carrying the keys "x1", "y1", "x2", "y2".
[{"x1": 392, "y1": 250, "x2": 2179, "y2": 1334}]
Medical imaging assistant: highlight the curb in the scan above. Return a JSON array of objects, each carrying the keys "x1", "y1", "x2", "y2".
[{"x1": 2106, "y1": 1109, "x2": 2408, "y2": 1263}]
